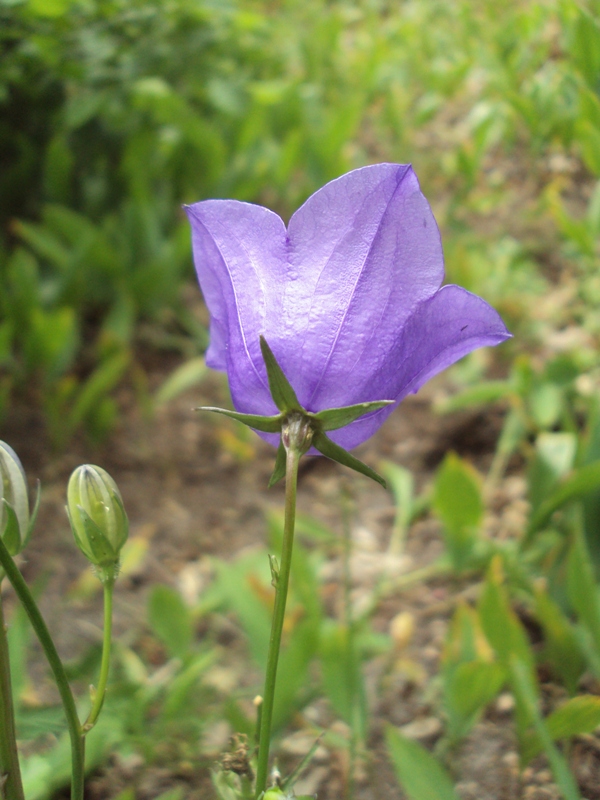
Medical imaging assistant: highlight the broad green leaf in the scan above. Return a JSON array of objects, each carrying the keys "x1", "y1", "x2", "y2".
[
  {"x1": 522, "y1": 695, "x2": 600, "y2": 765},
  {"x1": 433, "y1": 453, "x2": 482, "y2": 569},
  {"x1": 386, "y1": 727, "x2": 458, "y2": 800},
  {"x1": 528, "y1": 383, "x2": 563, "y2": 429},
  {"x1": 148, "y1": 584, "x2": 194, "y2": 660},
  {"x1": 444, "y1": 660, "x2": 506, "y2": 742},
  {"x1": 528, "y1": 432, "x2": 577, "y2": 513}
]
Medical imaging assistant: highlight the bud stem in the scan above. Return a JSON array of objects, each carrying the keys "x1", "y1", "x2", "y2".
[
  {"x1": 0, "y1": 595, "x2": 25, "y2": 800},
  {"x1": 255, "y1": 439, "x2": 301, "y2": 798},
  {"x1": 0, "y1": 537, "x2": 85, "y2": 800},
  {"x1": 84, "y1": 578, "x2": 114, "y2": 731}
]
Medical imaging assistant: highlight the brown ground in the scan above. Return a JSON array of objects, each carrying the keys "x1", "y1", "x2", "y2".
[{"x1": 2, "y1": 346, "x2": 599, "y2": 800}]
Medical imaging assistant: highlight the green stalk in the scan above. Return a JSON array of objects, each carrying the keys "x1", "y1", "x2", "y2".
[
  {"x1": 0, "y1": 594, "x2": 25, "y2": 800},
  {"x1": 0, "y1": 539, "x2": 85, "y2": 800},
  {"x1": 83, "y1": 578, "x2": 114, "y2": 731},
  {"x1": 255, "y1": 444, "x2": 301, "y2": 798}
]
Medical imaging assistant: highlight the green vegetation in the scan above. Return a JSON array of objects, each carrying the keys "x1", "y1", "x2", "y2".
[{"x1": 2, "y1": 0, "x2": 600, "y2": 797}]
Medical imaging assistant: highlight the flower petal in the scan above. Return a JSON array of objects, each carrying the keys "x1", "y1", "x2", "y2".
[
  {"x1": 284, "y1": 163, "x2": 445, "y2": 407},
  {"x1": 185, "y1": 200, "x2": 287, "y2": 415},
  {"x1": 327, "y1": 285, "x2": 512, "y2": 450}
]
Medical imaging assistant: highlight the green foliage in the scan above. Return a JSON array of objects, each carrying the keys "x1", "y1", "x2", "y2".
[
  {"x1": 386, "y1": 727, "x2": 458, "y2": 800},
  {"x1": 433, "y1": 453, "x2": 483, "y2": 570}
]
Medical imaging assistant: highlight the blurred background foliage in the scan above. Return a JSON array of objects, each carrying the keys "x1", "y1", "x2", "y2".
[{"x1": 1, "y1": 0, "x2": 598, "y2": 445}]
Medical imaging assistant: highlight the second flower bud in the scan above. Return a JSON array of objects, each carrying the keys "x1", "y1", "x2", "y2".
[{"x1": 67, "y1": 465, "x2": 128, "y2": 583}]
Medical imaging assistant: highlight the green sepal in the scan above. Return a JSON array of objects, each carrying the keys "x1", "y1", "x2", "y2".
[
  {"x1": 268, "y1": 440, "x2": 287, "y2": 487},
  {"x1": 311, "y1": 399, "x2": 394, "y2": 431},
  {"x1": 69, "y1": 506, "x2": 119, "y2": 567},
  {"x1": 312, "y1": 431, "x2": 387, "y2": 488},
  {"x1": 24, "y1": 479, "x2": 41, "y2": 548},
  {"x1": 199, "y1": 405, "x2": 282, "y2": 433},
  {"x1": 260, "y1": 336, "x2": 301, "y2": 413},
  {"x1": 1, "y1": 500, "x2": 22, "y2": 556}
]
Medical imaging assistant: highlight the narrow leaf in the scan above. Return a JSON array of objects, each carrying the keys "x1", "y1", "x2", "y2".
[
  {"x1": 260, "y1": 336, "x2": 301, "y2": 412},
  {"x1": 312, "y1": 400, "x2": 393, "y2": 431},
  {"x1": 199, "y1": 406, "x2": 282, "y2": 433},
  {"x1": 268, "y1": 441, "x2": 287, "y2": 487},
  {"x1": 526, "y1": 460, "x2": 600, "y2": 540},
  {"x1": 386, "y1": 727, "x2": 458, "y2": 800},
  {"x1": 510, "y1": 658, "x2": 582, "y2": 800},
  {"x1": 312, "y1": 431, "x2": 386, "y2": 488},
  {"x1": 566, "y1": 528, "x2": 600, "y2": 654}
]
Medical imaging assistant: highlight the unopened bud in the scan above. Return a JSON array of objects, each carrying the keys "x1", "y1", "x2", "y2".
[
  {"x1": 0, "y1": 441, "x2": 30, "y2": 555},
  {"x1": 67, "y1": 465, "x2": 128, "y2": 581}
]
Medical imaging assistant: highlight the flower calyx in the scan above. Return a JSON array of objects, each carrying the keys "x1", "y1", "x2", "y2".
[{"x1": 199, "y1": 337, "x2": 392, "y2": 488}]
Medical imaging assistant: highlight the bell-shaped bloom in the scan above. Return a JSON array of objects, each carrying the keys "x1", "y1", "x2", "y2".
[{"x1": 185, "y1": 164, "x2": 510, "y2": 450}]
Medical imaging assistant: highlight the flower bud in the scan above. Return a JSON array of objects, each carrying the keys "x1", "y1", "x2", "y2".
[
  {"x1": 67, "y1": 465, "x2": 128, "y2": 581},
  {"x1": 0, "y1": 441, "x2": 30, "y2": 555}
]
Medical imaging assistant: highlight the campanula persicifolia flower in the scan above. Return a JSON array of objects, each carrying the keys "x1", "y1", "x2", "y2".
[{"x1": 185, "y1": 164, "x2": 510, "y2": 451}]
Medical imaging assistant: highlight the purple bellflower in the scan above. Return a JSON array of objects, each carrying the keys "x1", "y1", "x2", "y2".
[{"x1": 186, "y1": 164, "x2": 510, "y2": 484}]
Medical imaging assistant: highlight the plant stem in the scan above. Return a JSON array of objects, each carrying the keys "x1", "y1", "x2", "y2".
[
  {"x1": 83, "y1": 578, "x2": 114, "y2": 731},
  {"x1": 0, "y1": 539, "x2": 85, "y2": 800},
  {"x1": 0, "y1": 593, "x2": 25, "y2": 800},
  {"x1": 255, "y1": 444, "x2": 301, "y2": 798}
]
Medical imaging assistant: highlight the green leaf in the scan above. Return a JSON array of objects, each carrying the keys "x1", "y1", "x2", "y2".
[
  {"x1": 260, "y1": 336, "x2": 301, "y2": 413},
  {"x1": 533, "y1": 586, "x2": 585, "y2": 695},
  {"x1": 312, "y1": 431, "x2": 386, "y2": 487},
  {"x1": 320, "y1": 620, "x2": 367, "y2": 740},
  {"x1": 200, "y1": 406, "x2": 282, "y2": 433},
  {"x1": 311, "y1": 400, "x2": 393, "y2": 431},
  {"x1": 433, "y1": 453, "x2": 483, "y2": 569},
  {"x1": 566, "y1": 528, "x2": 600, "y2": 656},
  {"x1": 528, "y1": 433, "x2": 577, "y2": 514},
  {"x1": 268, "y1": 440, "x2": 287, "y2": 487},
  {"x1": 444, "y1": 660, "x2": 506, "y2": 742},
  {"x1": 148, "y1": 585, "x2": 194, "y2": 660},
  {"x1": 154, "y1": 357, "x2": 207, "y2": 407},
  {"x1": 522, "y1": 695, "x2": 600, "y2": 765},
  {"x1": 381, "y1": 461, "x2": 415, "y2": 554},
  {"x1": 386, "y1": 727, "x2": 458, "y2": 800},
  {"x1": 478, "y1": 557, "x2": 537, "y2": 744},
  {"x1": 526, "y1": 461, "x2": 600, "y2": 541},
  {"x1": 510, "y1": 658, "x2": 581, "y2": 800}
]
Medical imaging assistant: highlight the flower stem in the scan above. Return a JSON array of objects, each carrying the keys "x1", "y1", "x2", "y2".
[
  {"x1": 83, "y1": 578, "x2": 114, "y2": 731},
  {"x1": 255, "y1": 444, "x2": 301, "y2": 798},
  {"x1": 0, "y1": 539, "x2": 85, "y2": 800},
  {"x1": 0, "y1": 593, "x2": 25, "y2": 800}
]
